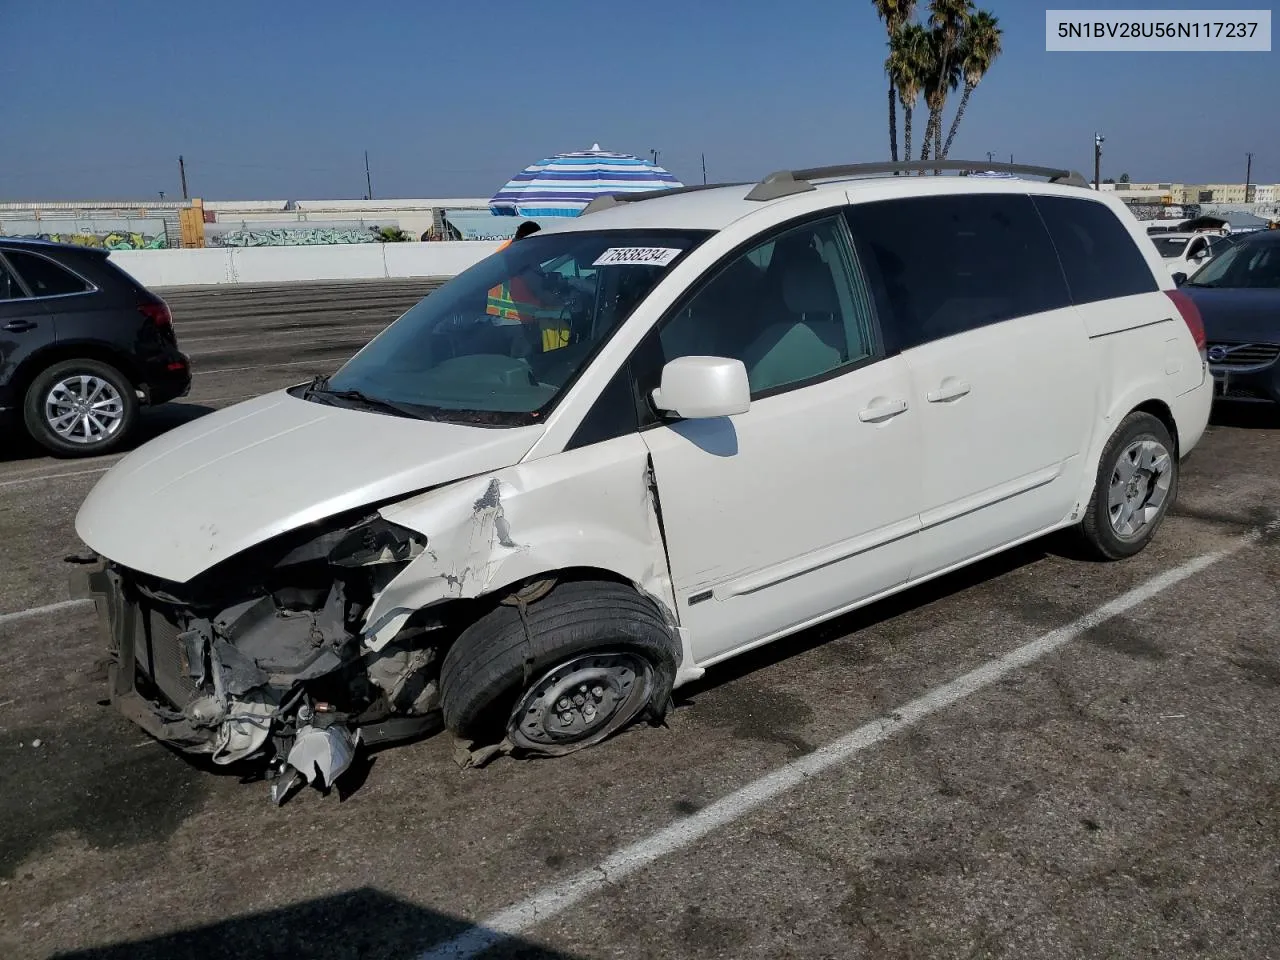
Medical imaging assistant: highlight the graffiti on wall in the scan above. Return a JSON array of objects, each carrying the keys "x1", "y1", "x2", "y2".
[
  {"x1": 210, "y1": 227, "x2": 383, "y2": 247},
  {"x1": 12, "y1": 231, "x2": 168, "y2": 250}
]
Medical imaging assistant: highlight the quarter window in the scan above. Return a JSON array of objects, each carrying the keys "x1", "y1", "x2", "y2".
[
  {"x1": 5, "y1": 251, "x2": 92, "y2": 298},
  {"x1": 647, "y1": 216, "x2": 878, "y2": 399},
  {"x1": 844, "y1": 194, "x2": 1071, "y2": 351},
  {"x1": 0, "y1": 259, "x2": 28, "y2": 301},
  {"x1": 1033, "y1": 195, "x2": 1160, "y2": 305}
]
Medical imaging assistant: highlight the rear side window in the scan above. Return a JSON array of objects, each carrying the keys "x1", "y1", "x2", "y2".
[
  {"x1": 0, "y1": 258, "x2": 28, "y2": 301},
  {"x1": 843, "y1": 194, "x2": 1070, "y2": 351},
  {"x1": 1033, "y1": 196, "x2": 1159, "y2": 304},
  {"x1": 5, "y1": 251, "x2": 93, "y2": 298}
]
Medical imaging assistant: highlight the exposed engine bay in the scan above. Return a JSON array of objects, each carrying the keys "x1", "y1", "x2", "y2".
[{"x1": 75, "y1": 509, "x2": 461, "y2": 805}]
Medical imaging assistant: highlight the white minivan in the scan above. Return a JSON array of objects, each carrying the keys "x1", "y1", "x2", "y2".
[{"x1": 74, "y1": 161, "x2": 1213, "y2": 801}]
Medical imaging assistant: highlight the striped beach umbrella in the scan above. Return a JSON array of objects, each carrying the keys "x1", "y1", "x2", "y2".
[{"x1": 489, "y1": 144, "x2": 683, "y2": 217}]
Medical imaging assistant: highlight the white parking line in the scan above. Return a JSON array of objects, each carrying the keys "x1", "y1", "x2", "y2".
[
  {"x1": 192, "y1": 358, "x2": 346, "y2": 376},
  {"x1": 418, "y1": 525, "x2": 1270, "y2": 960},
  {"x1": 0, "y1": 598, "x2": 93, "y2": 627},
  {"x1": 182, "y1": 325, "x2": 385, "y2": 345},
  {"x1": 187, "y1": 335, "x2": 373, "y2": 357},
  {"x1": 0, "y1": 466, "x2": 112, "y2": 489}
]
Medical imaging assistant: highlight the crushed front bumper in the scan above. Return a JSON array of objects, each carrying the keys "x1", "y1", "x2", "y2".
[{"x1": 74, "y1": 561, "x2": 222, "y2": 753}]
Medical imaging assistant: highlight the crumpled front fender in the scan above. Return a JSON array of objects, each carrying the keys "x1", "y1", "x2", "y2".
[{"x1": 360, "y1": 435, "x2": 680, "y2": 655}]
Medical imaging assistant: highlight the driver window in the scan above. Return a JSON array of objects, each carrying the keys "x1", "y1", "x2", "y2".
[
  {"x1": 1187, "y1": 237, "x2": 1207, "y2": 258},
  {"x1": 653, "y1": 217, "x2": 876, "y2": 397}
]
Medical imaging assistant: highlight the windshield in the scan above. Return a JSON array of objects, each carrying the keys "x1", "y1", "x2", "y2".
[
  {"x1": 1152, "y1": 237, "x2": 1189, "y2": 258},
  {"x1": 309, "y1": 228, "x2": 711, "y2": 424},
  {"x1": 1186, "y1": 238, "x2": 1280, "y2": 288}
]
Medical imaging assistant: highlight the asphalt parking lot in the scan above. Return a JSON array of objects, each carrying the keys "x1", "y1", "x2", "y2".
[{"x1": 2, "y1": 280, "x2": 1279, "y2": 960}]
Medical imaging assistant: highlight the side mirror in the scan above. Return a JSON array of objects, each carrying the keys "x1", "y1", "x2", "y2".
[
  {"x1": 1172, "y1": 272, "x2": 1188, "y2": 286},
  {"x1": 651, "y1": 356, "x2": 751, "y2": 420}
]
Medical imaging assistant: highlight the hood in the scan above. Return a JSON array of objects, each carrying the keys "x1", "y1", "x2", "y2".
[
  {"x1": 1184, "y1": 287, "x2": 1280, "y2": 343},
  {"x1": 75, "y1": 390, "x2": 544, "y2": 582}
]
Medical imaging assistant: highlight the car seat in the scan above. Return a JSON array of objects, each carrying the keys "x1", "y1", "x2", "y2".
[{"x1": 741, "y1": 251, "x2": 847, "y2": 392}]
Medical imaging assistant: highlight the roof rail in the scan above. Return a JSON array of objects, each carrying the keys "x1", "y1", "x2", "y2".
[
  {"x1": 580, "y1": 181, "x2": 748, "y2": 216},
  {"x1": 745, "y1": 161, "x2": 1091, "y2": 201}
]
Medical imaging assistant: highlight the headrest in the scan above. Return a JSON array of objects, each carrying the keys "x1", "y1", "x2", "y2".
[{"x1": 781, "y1": 256, "x2": 839, "y2": 316}]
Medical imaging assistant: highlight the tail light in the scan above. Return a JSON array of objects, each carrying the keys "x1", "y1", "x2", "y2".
[
  {"x1": 1165, "y1": 289, "x2": 1206, "y2": 359},
  {"x1": 138, "y1": 299, "x2": 173, "y2": 329}
]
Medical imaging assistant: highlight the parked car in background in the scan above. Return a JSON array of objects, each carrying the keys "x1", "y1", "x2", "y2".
[
  {"x1": 0, "y1": 238, "x2": 191, "y2": 457},
  {"x1": 1152, "y1": 231, "x2": 1233, "y2": 279},
  {"x1": 1181, "y1": 230, "x2": 1280, "y2": 405},
  {"x1": 72, "y1": 161, "x2": 1211, "y2": 802}
]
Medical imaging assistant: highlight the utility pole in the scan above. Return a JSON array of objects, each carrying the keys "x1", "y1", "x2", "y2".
[
  {"x1": 178, "y1": 155, "x2": 188, "y2": 200},
  {"x1": 1093, "y1": 132, "x2": 1105, "y2": 190},
  {"x1": 701, "y1": 153, "x2": 707, "y2": 185},
  {"x1": 364, "y1": 150, "x2": 373, "y2": 201},
  {"x1": 1245, "y1": 151, "x2": 1254, "y2": 202}
]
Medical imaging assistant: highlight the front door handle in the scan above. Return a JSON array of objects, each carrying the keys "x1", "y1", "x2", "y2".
[
  {"x1": 858, "y1": 397, "x2": 909, "y2": 423},
  {"x1": 927, "y1": 377, "x2": 971, "y2": 403},
  {"x1": 2, "y1": 319, "x2": 37, "y2": 333}
]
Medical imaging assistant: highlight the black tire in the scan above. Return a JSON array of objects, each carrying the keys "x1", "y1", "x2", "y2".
[
  {"x1": 440, "y1": 579, "x2": 679, "y2": 755},
  {"x1": 23, "y1": 358, "x2": 138, "y2": 458},
  {"x1": 1079, "y1": 411, "x2": 1178, "y2": 560}
]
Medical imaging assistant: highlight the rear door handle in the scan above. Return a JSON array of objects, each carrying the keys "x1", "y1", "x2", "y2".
[
  {"x1": 927, "y1": 378, "x2": 971, "y2": 403},
  {"x1": 858, "y1": 397, "x2": 909, "y2": 423},
  {"x1": 2, "y1": 320, "x2": 37, "y2": 333}
]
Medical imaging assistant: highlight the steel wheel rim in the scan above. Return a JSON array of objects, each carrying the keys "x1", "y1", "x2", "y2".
[
  {"x1": 1108, "y1": 437, "x2": 1173, "y2": 540},
  {"x1": 44, "y1": 375, "x2": 125, "y2": 444},
  {"x1": 509, "y1": 652, "x2": 655, "y2": 750}
]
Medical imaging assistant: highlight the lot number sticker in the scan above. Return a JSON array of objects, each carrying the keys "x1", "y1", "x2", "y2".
[{"x1": 592, "y1": 246, "x2": 683, "y2": 267}]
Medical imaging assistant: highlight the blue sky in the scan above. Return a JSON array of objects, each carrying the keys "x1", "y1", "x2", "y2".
[{"x1": 1, "y1": 0, "x2": 1276, "y2": 200}]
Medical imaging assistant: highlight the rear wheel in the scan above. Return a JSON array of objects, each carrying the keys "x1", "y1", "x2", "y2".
[
  {"x1": 440, "y1": 579, "x2": 679, "y2": 757},
  {"x1": 23, "y1": 359, "x2": 138, "y2": 457},
  {"x1": 1079, "y1": 412, "x2": 1178, "y2": 560}
]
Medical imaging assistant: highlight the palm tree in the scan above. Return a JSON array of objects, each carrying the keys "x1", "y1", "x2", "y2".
[
  {"x1": 917, "y1": 26, "x2": 960, "y2": 163},
  {"x1": 940, "y1": 10, "x2": 1003, "y2": 159},
  {"x1": 924, "y1": 0, "x2": 973, "y2": 161},
  {"x1": 887, "y1": 22, "x2": 929, "y2": 167},
  {"x1": 873, "y1": 0, "x2": 918, "y2": 161}
]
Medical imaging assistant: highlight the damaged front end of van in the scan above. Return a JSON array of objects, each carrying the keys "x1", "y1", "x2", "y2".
[
  {"x1": 75, "y1": 508, "x2": 456, "y2": 804},
  {"x1": 70, "y1": 390, "x2": 687, "y2": 806}
]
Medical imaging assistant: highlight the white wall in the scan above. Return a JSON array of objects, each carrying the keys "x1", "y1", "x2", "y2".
[
  {"x1": 110, "y1": 241, "x2": 501, "y2": 288},
  {"x1": 111, "y1": 248, "x2": 233, "y2": 286}
]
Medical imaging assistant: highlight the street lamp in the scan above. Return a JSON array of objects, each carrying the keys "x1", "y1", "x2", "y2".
[{"x1": 1094, "y1": 133, "x2": 1105, "y2": 190}]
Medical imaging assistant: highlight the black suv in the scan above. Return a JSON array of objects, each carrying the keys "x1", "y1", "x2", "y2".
[{"x1": 0, "y1": 238, "x2": 191, "y2": 457}]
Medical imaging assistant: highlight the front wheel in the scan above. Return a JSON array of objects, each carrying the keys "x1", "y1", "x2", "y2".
[
  {"x1": 23, "y1": 359, "x2": 138, "y2": 457},
  {"x1": 1078, "y1": 411, "x2": 1178, "y2": 560},
  {"x1": 440, "y1": 580, "x2": 679, "y2": 757}
]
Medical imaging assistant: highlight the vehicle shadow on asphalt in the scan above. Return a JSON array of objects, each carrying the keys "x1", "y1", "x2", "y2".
[
  {"x1": 673, "y1": 538, "x2": 1055, "y2": 710},
  {"x1": 1210, "y1": 400, "x2": 1280, "y2": 430},
  {"x1": 49, "y1": 887, "x2": 583, "y2": 960},
  {"x1": 0, "y1": 402, "x2": 216, "y2": 465}
]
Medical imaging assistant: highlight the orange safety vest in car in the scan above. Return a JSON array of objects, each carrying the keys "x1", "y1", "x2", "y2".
[{"x1": 485, "y1": 275, "x2": 572, "y2": 351}]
